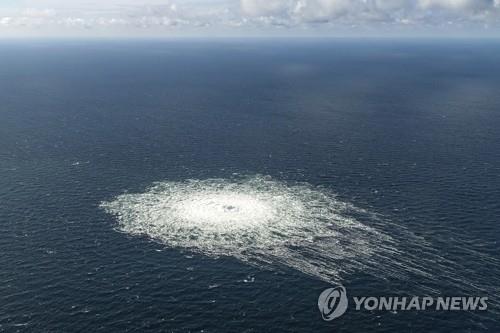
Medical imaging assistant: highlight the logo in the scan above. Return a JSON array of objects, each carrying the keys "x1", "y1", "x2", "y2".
[
  {"x1": 317, "y1": 285, "x2": 348, "y2": 321},
  {"x1": 318, "y1": 285, "x2": 488, "y2": 322}
]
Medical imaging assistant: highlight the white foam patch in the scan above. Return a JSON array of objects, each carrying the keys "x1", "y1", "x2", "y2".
[{"x1": 101, "y1": 175, "x2": 399, "y2": 281}]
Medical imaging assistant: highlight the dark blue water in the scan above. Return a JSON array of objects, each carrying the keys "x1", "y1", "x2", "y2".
[{"x1": 0, "y1": 39, "x2": 499, "y2": 332}]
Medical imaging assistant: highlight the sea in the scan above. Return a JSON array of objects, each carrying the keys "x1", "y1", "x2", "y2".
[{"x1": 0, "y1": 39, "x2": 499, "y2": 332}]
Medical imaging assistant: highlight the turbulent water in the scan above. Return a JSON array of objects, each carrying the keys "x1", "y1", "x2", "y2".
[
  {"x1": 101, "y1": 175, "x2": 395, "y2": 281},
  {"x1": 101, "y1": 174, "x2": 500, "y2": 306}
]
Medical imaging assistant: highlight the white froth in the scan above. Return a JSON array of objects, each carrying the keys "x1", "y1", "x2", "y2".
[
  {"x1": 171, "y1": 192, "x2": 277, "y2": 229},
  {"x1": 100, "y1": 175, "x2": 395, "y2": 281}
]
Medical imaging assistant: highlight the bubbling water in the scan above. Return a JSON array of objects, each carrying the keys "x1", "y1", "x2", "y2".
[
  {"x1": 100, "y1": 175, "x2": 396, "y2": 281},
  {"x1": 171, "y1": 192, "x2": 276, "y2": 230},
  {"x1": 100, "y1": 175, "x2": 500, "y2": 309}
]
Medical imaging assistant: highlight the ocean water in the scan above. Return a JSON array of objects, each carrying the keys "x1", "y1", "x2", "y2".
[{"x1": 0, "y1": 39, "x2": 499, "y2": 332}]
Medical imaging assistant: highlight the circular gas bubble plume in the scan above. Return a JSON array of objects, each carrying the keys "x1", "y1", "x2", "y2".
[{"x1": 100, "y1": 175, "x2": 397, "y2": 281}]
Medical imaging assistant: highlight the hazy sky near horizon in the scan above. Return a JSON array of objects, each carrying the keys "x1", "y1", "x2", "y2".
[{"x1": 1, "y1": 0, "x2": 500, "y2": 37}]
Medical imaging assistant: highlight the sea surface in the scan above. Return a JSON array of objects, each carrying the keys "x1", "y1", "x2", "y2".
[{"x1": 0, "y1": 39, "x2": 499, "y2": 332}]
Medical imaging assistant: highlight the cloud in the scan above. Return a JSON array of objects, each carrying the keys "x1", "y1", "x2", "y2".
[
  {"x1": 0, "y1": 0, "x2": 499, "y2": 36},
  {"x1": 239, "y1": 0, "x2": 500, "y2": 30},
  {"x1": 22, "y1": 8, "x2": 57, "y2": 17},
  {"x1": 418, "y1": 0, "x2": 493, "y2": 11},
  {"x1": 0, "y1": 1, "x2": 236, "y2": 33},
  {"x1": 241, "y1": 0, "x2": 291, "y2": 16},
  {"x1": 291, "y1": 0, "x2": 355, "y2": 22}
]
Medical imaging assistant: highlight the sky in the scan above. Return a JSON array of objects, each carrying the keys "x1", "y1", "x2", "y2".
[{"x1": 0, "y1": 0, "x2": 500, "y2": 37}]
